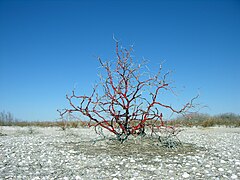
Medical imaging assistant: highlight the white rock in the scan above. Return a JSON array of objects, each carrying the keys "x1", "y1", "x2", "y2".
[
  {"x1": 130, "y1": 159, "x2": 135, "y2": 163},
  {"x1": 218, "y1": 168, "x2": 224, "y2": 172},
  {"x1": 182, "y1": 172, "x2": 190, "y2": 178},
  {"x1": 111, "y1": 171, "x2": 120, "y2": 176},
  {"x1": 223, "y1": 175, "x2": 228, "y2": 178},
  {"x1": 235, "y1": 162, "x2": 240, "y2": 166},
  {"x1": 133, "y1": 172, "x2": 139, "y2": 176},
  {"x1": 75, "y1": 175, "x2": 81, "y2": 180},
  {"x1": 191, "y1": 167, "x2": 197, "y2": 171},
  {"x1": 149, "y1": 167, "x2": 156, "y2": 171},
  {"x1": 231, "y1": 174, "x2": 238, "y2": 179},
  {"x1": 204, "y1": 170, "x2": 209, "y2": 174},
  {"x1": 69, "y1": 150, "x2": 76, "y2": 153},
  {"x1": 32, "y1": 177, "x2": 40, "y2": 180},
  {"x1": 18, "y1": 162, "x2": 23, "y2": 166},
  {"x1": 220, "y1": 160, "x2": 226, "y2": 163},
  {"x1": 227, "y1": 170, "x2": 233, "y2": 174},
  {"x1": 10, "y1": 153, "x2": 15, "y2": 157},
  {"x1": 205, "y1": 164, "x2": 210, "y2": 168},
  {"x1": 169, "y1": 170, "x2": 174, "y2": 173}
]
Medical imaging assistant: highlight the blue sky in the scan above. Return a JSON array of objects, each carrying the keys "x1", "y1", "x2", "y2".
[{"x1": 0, "y1": 0, "x2": 240, "y2": 121}]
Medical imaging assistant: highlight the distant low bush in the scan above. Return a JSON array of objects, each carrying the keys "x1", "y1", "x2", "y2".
[
  {"x1": 0, "y1": 111, "x2": 16, "y2": 126},
  {"x1": 0, "y1": 111, "x2": 88, "y2": 128},
  {"x1": 1, "y1": 111, "x2": 239, "y2": 128},
  {"x1": 168, "y1": 113, "x2": 240, "y2": 127}
]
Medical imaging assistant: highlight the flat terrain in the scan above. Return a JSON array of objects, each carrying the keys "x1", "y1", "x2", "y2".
[{"x1": 0, "y1": 126, "x2": 240, "y2": 179}]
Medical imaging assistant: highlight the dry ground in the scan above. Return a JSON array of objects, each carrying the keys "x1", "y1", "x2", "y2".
[{"x1": 0, "y1": 126, "x2": 240, "y2": 179}]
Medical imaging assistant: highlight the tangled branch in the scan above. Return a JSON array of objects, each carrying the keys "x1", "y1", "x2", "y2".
[{"x1": 59, "y1": 40, "x2": 199, "y2": 144}]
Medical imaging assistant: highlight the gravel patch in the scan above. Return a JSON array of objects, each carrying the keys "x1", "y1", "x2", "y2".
[{"x1": 0, "y1": 126, "x2": 240, "y2": 179}]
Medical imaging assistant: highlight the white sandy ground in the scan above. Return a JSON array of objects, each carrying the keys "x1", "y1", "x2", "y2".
[{"x1": 0, "y1": 126, "x2": 240, "y2": 180}]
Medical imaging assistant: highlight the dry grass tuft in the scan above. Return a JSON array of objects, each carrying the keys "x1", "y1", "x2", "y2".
[
  {"x1": 167, "y1": 113, "x2": 240, "y2": 127},
  {"x1": 1, "y1": 111, "x2": 239, "y2": 128}
]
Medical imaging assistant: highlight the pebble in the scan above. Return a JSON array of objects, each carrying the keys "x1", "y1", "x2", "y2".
[
  {"x1": 182, "y1": 172, "x2": 190, "y2": 178},
  {"x1": 231, "y1": 174, "x2": 238, "y2": 179},
  {"x1": 227, "y1": 170, "x2": 233, "y2": 174},
  {"x1": 218, "y1": 168, "x2": 224, "y2": 172},
  {"x1": 130, "y1": 159, "x2": 135, "y2": 163},
  {"x1": 0, "y1": 126, "x2": 239, "y2": 179},
  {"x1": 205, "y1": 164, "x2": 210, "y2": 168},
  {"x1": 220, "y1": 160, "x2": 226, "y2": 163},
  {"x1": 235, "y1": 162, "x2": 240, "y2": 166},
  {"x1": 75, "y1": 175, "x2": 81, "y2": 180},
  {"x1": 191, "y1": 167, "x2": 197, "y2": 171}
]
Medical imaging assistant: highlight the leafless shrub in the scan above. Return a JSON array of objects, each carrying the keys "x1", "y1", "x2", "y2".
[{"x1": 59, "y1": 40, "x2": 199, "y2": 147}]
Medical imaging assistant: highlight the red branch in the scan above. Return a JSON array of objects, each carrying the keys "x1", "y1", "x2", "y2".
[{"x1": 59, "y1": 41, "x2": 198, "y2": 142}]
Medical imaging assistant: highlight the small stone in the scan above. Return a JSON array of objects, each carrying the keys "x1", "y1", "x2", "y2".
[
  {"x1": 205, "y1": 164, "x2": 210, "y2": 168},
  {"x1": 227, "y1": 170, "x2": 233, "y2": 174},
  {"x1": 112, "y1": 178, "x2": 118, "y2": 180},
  {"x1": 130, "y1": 159, "x2": 135, "y2": 163},
  {"x1": 10, "y1": 153, "x2": 15, "y2": 157},
  {"x1": 192, "y1": 167, "x2": 197, "y2": 171},
  {"x1": 220, "y1": 160, "x2": 226, "y2": 163},
  {"x1": 235, "y1": 162, "x2": 240, "y2": 166},
  {"x1": 149, "y1": 167, "x2": 156, "y2": 171},
  {"x1": 204, "y1": 170, "x2": 209, "y2": 174},
  {"x1": 32, "y1": 177, "x2": 40, "y2": 180},
  {"x1": 218, "y1": 168, "x2": 224, "y2": 172},
  {"x1": 182, "y1": 172, "x2": 190, "y2": 178},
  {"x1": 111, "y1": 171, "x2": 120, "y2": 177},
  {"x1": 69, "y1": 150, "x2": 76, "y2": 154},
  {"x1": 169, "y1": 170, "x2": 174, "y2": 173},
  {"x1": 133, "y1": 172, "x2": 139, "y2": 176},
  {"x1": 18, "y1": 162, "x2": 23, "y2": 166},
  {"x1": 231, "y1": 174, "x2": 238, "y2": 179},
  {"x1": 75, "y1": 175, "x2": 81, "y2": 180}
]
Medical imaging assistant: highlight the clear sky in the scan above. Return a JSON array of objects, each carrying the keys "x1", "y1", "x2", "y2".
[{"x1": 0, "y1": 0, "x2": 240, "y2": 121}]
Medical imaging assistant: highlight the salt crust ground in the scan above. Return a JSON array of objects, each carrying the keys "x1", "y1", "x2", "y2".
[{"x1": 0, "y1": 126, "x2": 240, "y2": 180}]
